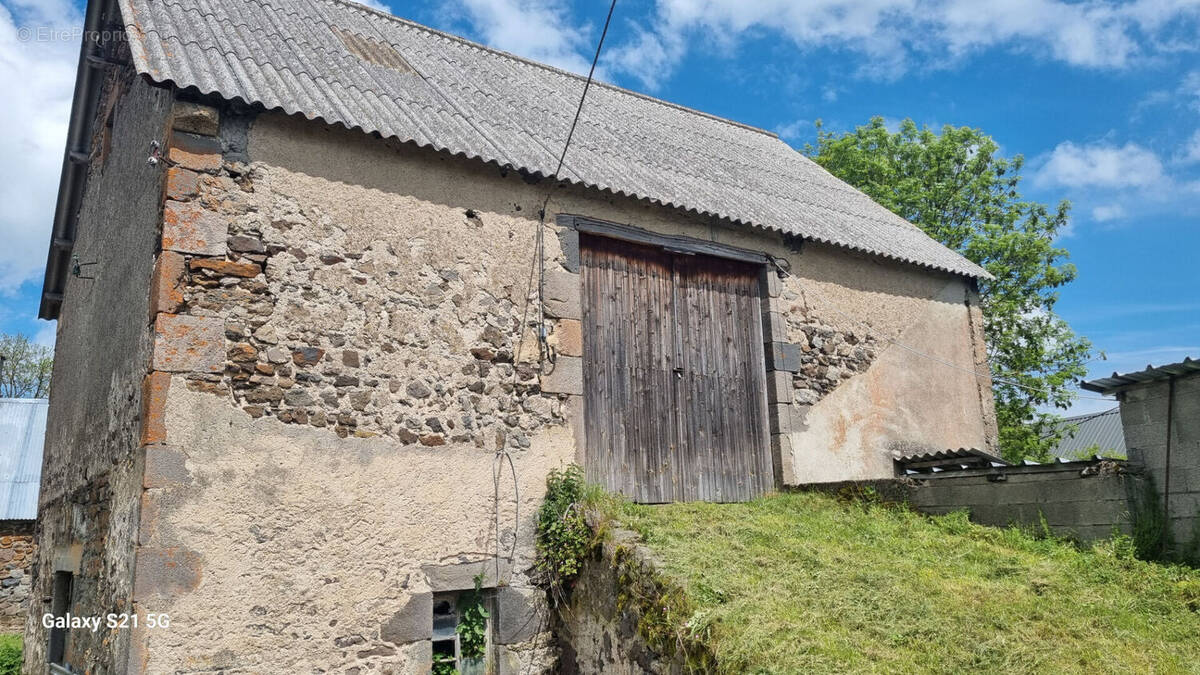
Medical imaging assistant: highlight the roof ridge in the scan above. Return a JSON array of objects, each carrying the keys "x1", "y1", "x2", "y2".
[
  {"x1": 1059, "y1": 407, "x2": 1120, "y2": 423},
  {"x1": 323, "y1": 0, "x2": 780, "y2": 139}
]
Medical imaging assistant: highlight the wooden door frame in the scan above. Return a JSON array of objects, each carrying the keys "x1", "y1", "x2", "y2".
[{"x1": 560, "y1": 214, "x2": 785, "y2": 495}]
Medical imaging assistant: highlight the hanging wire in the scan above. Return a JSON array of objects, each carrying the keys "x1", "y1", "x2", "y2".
[
  {"x1": 494, "y1": 0, "x2": 620, "y2": 584},
  {"x1": 534, "y1": 0, "x2": 620, "y2": 368},
  {"x1": 782, "y1": 266, "x2": 1116, "y2": 403}
]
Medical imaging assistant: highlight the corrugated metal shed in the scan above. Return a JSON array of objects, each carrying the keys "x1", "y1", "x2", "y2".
[
  {"x1": 0, "y1": 399, "x2": 47, "y2": 520},
  {"x1": 115, "y1": 0, "x2": 989, "y2": 280},
  {"x1": 1045, "y1": 408, "x2": 1125, "y2": 460},
  {"x1": 1081, "y1": 357, "x2": 1200, "y2": 394}
]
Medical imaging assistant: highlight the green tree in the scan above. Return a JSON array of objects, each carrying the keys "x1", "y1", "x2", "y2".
[
  {"x1": 0, "y1": 333, "x2": 53, "y2": 399},
  {"x1": 806, "y1": 117, "x2": 1090, "y2": 462}
]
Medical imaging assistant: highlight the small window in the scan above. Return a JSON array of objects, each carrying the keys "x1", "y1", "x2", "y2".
[
  {"x1": 432, "y1": 590, "x2": 491, "y2": 675},
  {"x1": 48, "y1": 571, "x2": 74, "y2": 665}
]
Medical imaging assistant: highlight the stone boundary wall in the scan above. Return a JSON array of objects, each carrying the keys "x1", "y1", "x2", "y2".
[
  {"x1": 0, "y1": 521, "x2": 34, "y2": 634},
  {"x1": 797, "y1": 460, "x2": 1138, "y2": 543},
  {"x1": 555, "y1": 524, "x2": 716, "y2": 674}
]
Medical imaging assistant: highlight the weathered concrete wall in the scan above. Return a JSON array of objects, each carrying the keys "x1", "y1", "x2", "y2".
[
  {"x1": 908, "y1": 462, "x2": 1136, "y2": 542},
  {"x1": 0, "y1": 522, "x2": 35, "y2": 633},
  {"x1": 801, "y1": 460, "x2": 1137, "y2": 543},
  {"x1": 26, "y1": 71, "x2": 173, "y2": 672},
  {"x1": 1118, "y1": 372, "x2": 1200, "y2": 553}
]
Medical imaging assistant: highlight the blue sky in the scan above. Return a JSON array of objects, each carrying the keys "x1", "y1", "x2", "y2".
[{"x1": 1, "y1": 0, "x2": 1197, "y2": 414}]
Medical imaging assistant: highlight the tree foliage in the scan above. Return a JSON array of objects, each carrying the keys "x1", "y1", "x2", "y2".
[
  {"x1": 0, "y1": 333, "x2": 53, "y2": 399},
  {"x1": 806, "y1": 117, "x2": 1090, "y2": 461}
]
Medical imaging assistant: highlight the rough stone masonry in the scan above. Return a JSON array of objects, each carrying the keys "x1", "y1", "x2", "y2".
[{"x1": 30, "y1": 72, "x2": 996, "y2": 672}]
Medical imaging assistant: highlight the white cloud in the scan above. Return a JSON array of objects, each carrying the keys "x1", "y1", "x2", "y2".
[
  {"x1": 606, "y1": 23, "x2": 685, "y2": 90},
  {"x1": 355, "y1": 0, "x2": 393, "y2": 13},
  {"x1": 1033, "y1": 140, "x2": 1166, "y2": 189},
  {"x1": 608, "y1": 0, "x2": 1200, "y2": 88},
  {"x1": 1091, "y1": 204, "x2": 1125, "y2": 222},
  {"x1": 1181, "y1": 69, "x2": 1200, "y2": 110},
  {"x1": 1179, "y1": 130, "x2": 1200, "y2": 165},
  {"x1": 0, "y1": 0, "x2": 80, "y2": 293},
  {"x1": 774, "y1": 119, "x2": 811, "y2": 142},
  {"x1": 449, "y1": 0, "x2": 595, "y2": 75},
  {"x1": 34, "y1": 320, "x2": 55, "y2": 348}
]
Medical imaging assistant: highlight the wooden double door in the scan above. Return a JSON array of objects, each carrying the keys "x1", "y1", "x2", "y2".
[{"x1": 580, "y1": 234, "x2": 773, "y2": 503}]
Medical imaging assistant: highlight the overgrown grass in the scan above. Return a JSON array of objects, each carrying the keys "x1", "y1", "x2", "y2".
[
  {"x1": 612, "y1": 492, "x2": 1200, "y2": 674},
  {"x1": 0, "y1": 634, "x2": 21, "y2": 675}
]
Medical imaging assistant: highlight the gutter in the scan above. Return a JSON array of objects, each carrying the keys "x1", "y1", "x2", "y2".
[{"x1": 37, "y1": 0, "x2": 113, "y2": 320}]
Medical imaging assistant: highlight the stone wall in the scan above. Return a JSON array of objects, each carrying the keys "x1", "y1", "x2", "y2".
[
  {"x1": 26, "y1": 70, "x2": 174, "y2": 672},
  {"x1": 124, "y1": 102, "x2": 999, "y2": 670},
  {"x1": 555, "y1": 526, "x2": 715, "y2": 674},
  {"x1": 1117, "y1": 372, "x2": 1200, "y2": 556},
  {"x1": 770, "y1": 244, "x2": 996, "y2": 484},
  {"x1": 0, "y1": 522, "x2": 35, "y2": 634},
  {"x1": 36, "y1": 73, "x2": 999, "y2": 670},
  {"x1": 124, "y1": 102, "x2": 583, "y2": 674}
]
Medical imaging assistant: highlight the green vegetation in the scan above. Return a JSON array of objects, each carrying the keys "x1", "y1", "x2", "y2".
[
  {"x1": 534, "y1": 465, "x2": 593, "y2": 601},
  {"x1": 610, "y1": 492, "x2": 1200, "y2": 674},
  {"x1": 457, "y1": 575, "x2": 489, "y2": 660},
  {"x1": 0, "y1": 634, "x2": 20, "y2": 675},
  {"x1": 807, "y1": 119, "x2": 1090, "y2": 462},
  {"x1": 0, "y1": 332, "x2": 53, "y2": 398}
]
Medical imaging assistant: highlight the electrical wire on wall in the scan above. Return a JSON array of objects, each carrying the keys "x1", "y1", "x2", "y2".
[
  {"x1": 493, "y1": 0, "x2": 619, "y2": 586},
  {"x1": 771, "y1": 257, "x2": 1117, "y2": 404}
]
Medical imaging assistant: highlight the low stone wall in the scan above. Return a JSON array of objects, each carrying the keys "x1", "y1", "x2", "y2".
[
  {"x1": 0, "y1": 522, "x2": 34, "y2": 634},
  {"x1": 555, "y1": 526, "x2": 715, "y2": 674},
  {"x1": 799, "y1": 460, "x2": 1138, "y2": 543}
]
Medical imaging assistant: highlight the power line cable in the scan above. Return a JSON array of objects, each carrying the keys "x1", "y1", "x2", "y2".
[
  {"x1": 496, "y1": 0, "x2": 619, "y2": 583},
  {"x1": 535, "y1": 0, "x2": 619, "y2": 365}
]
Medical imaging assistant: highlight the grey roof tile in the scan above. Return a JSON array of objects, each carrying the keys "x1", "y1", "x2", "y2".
[{"x1": 118, "y1": 0, "x2": 989, "y2": 279}]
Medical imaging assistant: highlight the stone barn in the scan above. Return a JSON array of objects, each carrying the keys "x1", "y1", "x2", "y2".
[{"x1": 30, "y1": 0, "x2": 996, "y2": 671}]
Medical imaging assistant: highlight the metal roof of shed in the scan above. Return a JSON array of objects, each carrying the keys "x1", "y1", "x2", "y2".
[
  {"x1": 114, "y1": 0, "x2": 988, "y2": 280},
  {"x1": 1045, "y1": 408, "x2": 1125, "y2": 460},
  {"x1": 0, "y1": 399, "x2": 47, "y2": 520},
  {"x1": 1081, "y1": 357, "x2": 1200, "y2": 394}
]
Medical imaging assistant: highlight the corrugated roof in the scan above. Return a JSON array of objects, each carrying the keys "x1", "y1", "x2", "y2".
[
  {"x1": 0, "y1": 399, "x2": 47, "y2": 520},
  {"x1": 895, "y1": 446, "x2": 1125, "y2": 476},
  {"x1": 115, "y1": 0, "x2": 988, "y2": 280},
  {"x1": 1045, "y1": 408, "x2": 1125, "y2": 460},
  {"x1": 894, "y1": 447, "x2": 1008, "y2": 474},
  {"x1": 1081, "y1": 357, "x2": 1200, "y2": 394}
]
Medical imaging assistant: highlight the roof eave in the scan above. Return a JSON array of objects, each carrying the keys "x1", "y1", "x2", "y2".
[{"x1": 38, "y1": 0, "x2": 115, "y2": 321}]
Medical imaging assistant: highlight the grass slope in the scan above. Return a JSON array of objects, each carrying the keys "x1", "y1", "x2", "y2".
[{"x1": 613, "y1": 492, "x2": 1200, "y2": 674}]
